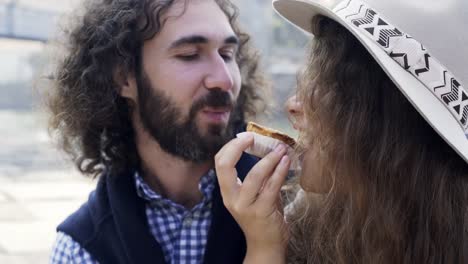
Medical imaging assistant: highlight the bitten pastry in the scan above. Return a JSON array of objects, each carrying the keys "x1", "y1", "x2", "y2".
[
  {"x1": 246, "y1": 122, "x2": 296, "y2": 149},
  {"x1": 237, "y1": 122, "x2": 299, "y2": 169}
]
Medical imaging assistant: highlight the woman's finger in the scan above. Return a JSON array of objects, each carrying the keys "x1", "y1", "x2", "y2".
[
  {"x1": 257, "y1": 155, "x2": 291, "y2": 214},
  {"x1": 238, "y1": 144, "x2": 287, "y2": 207},
  {"x1": 215, "y1": 134, "x2": 254, "y2": 202}
]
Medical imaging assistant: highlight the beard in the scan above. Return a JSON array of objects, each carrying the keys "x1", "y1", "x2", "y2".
[{"x1": 136, "y1": 71, "x2": 239, "y2": 163}]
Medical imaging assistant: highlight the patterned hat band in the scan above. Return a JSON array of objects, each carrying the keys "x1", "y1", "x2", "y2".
[{"x1": 334, "y1": 0, "x2": 468, "y2": 138}]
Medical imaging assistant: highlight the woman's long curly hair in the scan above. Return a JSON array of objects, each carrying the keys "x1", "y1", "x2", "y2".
[
  {"x1": 47, "y1": 0, "x2": 268, "y2": 177},
  {"x1": 286, "y1": 16, "x2": 468, "y2": 263}
]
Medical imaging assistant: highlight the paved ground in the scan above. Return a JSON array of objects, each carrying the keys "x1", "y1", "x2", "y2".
[
  {"x1": 0, "y1": 111, "x2": 97, "y2": 263},
  {"x1": 0, "y1": 169, "x2": 96, "y2": 264}
]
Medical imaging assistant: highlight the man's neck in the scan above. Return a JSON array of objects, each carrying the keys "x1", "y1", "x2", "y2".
[{"x1": 135, "y1": 126, "x2": 212, "y2": 209}]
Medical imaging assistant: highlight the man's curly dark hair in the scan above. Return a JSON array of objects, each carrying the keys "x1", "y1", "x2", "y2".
[{"x1": 47, "y1": 0, "x2": 269, "y2": 177}]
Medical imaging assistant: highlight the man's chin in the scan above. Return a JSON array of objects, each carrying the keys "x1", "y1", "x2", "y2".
[
  {"x1": 195, "y1": 116, "x2": 227, "y2": 135},
  {"x1": 202, "y1": 124, "x2": 227, "y2": 139}
]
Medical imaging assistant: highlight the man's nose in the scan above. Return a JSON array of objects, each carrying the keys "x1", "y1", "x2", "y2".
[
  {"x1": 204, "y1": 55, "x2": 234, "y2": 92},
  {"x1": 285, "y1": 95, "x2": 306, "y2": 131}
]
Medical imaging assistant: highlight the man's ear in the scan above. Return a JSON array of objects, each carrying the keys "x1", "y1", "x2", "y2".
[{"x1": 114, "y1": 66, "x2": 137, "y2": 102}]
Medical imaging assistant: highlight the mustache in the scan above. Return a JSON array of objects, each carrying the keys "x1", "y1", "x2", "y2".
[{"x1": 191, "y1": 89, "x2": 235, "y2": 113}]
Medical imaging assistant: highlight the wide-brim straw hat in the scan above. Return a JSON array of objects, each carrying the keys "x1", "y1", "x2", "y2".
[{"x1": 273, "y1": 0, "x2": 468, "y2": 163}]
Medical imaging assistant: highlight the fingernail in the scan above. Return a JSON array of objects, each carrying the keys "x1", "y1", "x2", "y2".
[
  {"x1": 275, "y1": 144, "x2": 286, "y2": 154},
  {"x1": 281, "y1": 155, "x2": 290, "y2": 164},
  {"x1": 236, "y1": 132, "x2": 254, "y2": 140}
]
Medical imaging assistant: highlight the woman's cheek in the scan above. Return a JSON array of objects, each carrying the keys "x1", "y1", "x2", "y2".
[{"x1": 299, "y1": 150, "x2": 331, "y2": 193}]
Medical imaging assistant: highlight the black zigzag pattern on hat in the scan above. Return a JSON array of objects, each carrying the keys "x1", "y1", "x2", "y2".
[
  {"x1": 460, "y1": 105, "x2": 468, "y2": 125},
  {"x1": 415, "y1": 54, "x2": 431, "y2": 76},
  {"x1": 351, "y1": 9, "x2": 376, "y2": 27},
  {"x1": 390, "y1": 52, "x2": 410, "y2": 69},
  {"x1": 441, "y1": 78, "x2": 461, "y2": 105},
  {"x1": 341, "y1": 0, "x2": 468, "y2": 131},
  {"x1": 440, "y1": 78, "x2": 468, "y2": 126},
  {"x1": 350, "y1": 8, "x2": 403, "y2": 48},
  {"x1": 434, "y1": 71, "x2": 449, "y2": 91},
  {"x1": 377, "y1": 28, "x2": 403, "y2": 48}
]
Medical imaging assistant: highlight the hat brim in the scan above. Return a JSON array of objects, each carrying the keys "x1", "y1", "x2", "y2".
[{"x1": 273, "y1": 0, "x2": 468, "y2": 163}]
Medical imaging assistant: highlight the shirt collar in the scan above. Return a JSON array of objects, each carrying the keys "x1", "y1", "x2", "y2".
[{"x1": 134, "y1": 169, "x2": 216, "y2": 206}]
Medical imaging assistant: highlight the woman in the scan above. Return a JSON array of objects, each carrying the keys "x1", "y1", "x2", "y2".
[{"x1": 215, "y1": 0, "x2": 468, "y2": 263}]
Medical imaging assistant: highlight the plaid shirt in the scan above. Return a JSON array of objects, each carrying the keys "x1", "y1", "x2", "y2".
[{"x1": 50, "y1": 170, "x2": 216, "y2": 264}]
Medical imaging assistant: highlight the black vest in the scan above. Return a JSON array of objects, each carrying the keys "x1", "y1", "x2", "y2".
[{"x1": 58, "y1": 153, "x2": 258, "y2": 264}]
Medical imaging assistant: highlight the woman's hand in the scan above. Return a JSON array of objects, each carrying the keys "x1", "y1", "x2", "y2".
[{"x1": 215, "y1": 133, "x2": 291, "y2": 263}]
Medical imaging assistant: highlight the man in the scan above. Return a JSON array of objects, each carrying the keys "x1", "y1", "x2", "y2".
[{"x1": 48, "y1": 0, "x2": 268, "y2": 263}]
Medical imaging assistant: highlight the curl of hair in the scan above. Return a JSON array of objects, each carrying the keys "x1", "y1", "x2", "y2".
[
  {"x1": 287, "y1": 16, "x2": 468, "y2": 264},
  {"x1": 47, "y1": 0, "x2": 269, "y2": 177}
]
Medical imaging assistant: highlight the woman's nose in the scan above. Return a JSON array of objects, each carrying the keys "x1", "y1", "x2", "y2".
[{"x1": 285, "y1": 95, "x2": 306, "y2": 131}]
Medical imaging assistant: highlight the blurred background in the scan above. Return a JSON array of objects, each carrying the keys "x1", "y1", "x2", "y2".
[{"x1": 0, "y1": 0, "x2": 307, "y2": 263}]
